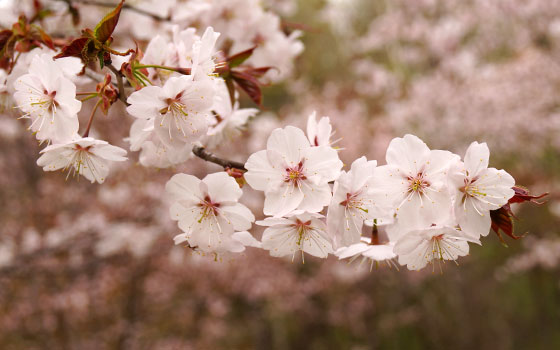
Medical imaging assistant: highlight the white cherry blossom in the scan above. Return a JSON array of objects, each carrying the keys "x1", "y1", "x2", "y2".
[
  {"x1": 370, "y1": 134, "x2": 459, "y2": 240},
  {"x1": 244, "y1": 126, "x2": 342, "y2": 217},
  {"x1": 36, "y1": 136, "x2": 127, "y2": 183},
  {"x1": 126, "y1": 75, "x2": 215, "y2": 149},
  {"x1": 191, "y1": 27, "x2": 221, "y2": 80},
  {"x1": 14, "y1": 54, "x2": 81, "y2": 142},
  {"x1": 335, "y1": 237, "x2": 398, "y2": 270},
  {"x1": 127, "y1": 118, "x2": 192, "y2": 168},
  {"x1": 205, "y1": 82, "x2": 258, "y2": 149},
  {"x1": 449, "y1": 141, "x2": 515, "y2": 238},
  {"x1": 166, "y1": 172, "x2": 255, "y2": 253},
  {"x1": 394, "y1": 225, "x2": 480, "y2": 271},
  {"x1": 258, "y1": 211, "x2": 333, "y2": 260},
  {"x1": 306, "y1": 111, "x2": 335, "y2": 147},
  {"x1": 327, "y1": 156, "x2": 392, "y2": 249}
]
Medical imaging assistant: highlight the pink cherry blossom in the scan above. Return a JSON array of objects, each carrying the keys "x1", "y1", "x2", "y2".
[
  {"x1": 244, "y1": 126, "x2": 342, "y2": 217},
  {"x1": 166, "y1": 172, "x2": 255, "y2": 253},
  {"x1": 36, "y1": 136, "x2": 127, "y2": 183},
  {"x1": 14, "y1": 54, "x2": 81, "y2": 142},
  {"x1": 449, "y1": 141, "x2": 515, "y2": 238},
  {"x1": 257, "y1": 211, "x2": 333, "y2": 260}
]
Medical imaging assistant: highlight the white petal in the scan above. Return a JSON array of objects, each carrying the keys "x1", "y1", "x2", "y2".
[
  {"x1": 266, "y1": 126, "x2": 310, "y2": 165},
  {"x1": 297, "y1": 182, "x2": 332, "y2": 213},
  {"x1": 464, "y1": 141, "x2": 489, "y2": 178},
  {"x1": 385, "y1": 134, "x2": 430, "y2": 175},
  {"x1": 301, "y1": 145, "x2": 342, "y2": 182},
  {"x1": 244, "y1": 150, "x2": 283, "y2": 191},
  {"x1": 165, "y1": 173, "x2": 203, "y2": 203},
  {"x1": 203, "y1": 172, "x2": 242, "y2": 203},
  {"x1": 263, "y1": 184, "x2": 304, "y2": 217},
  {"x1": 220, "y1": 203, "x2": 255, "y2": 231}
]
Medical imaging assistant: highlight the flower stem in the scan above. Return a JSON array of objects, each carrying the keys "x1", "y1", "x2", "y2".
[
  {"x1": 134, "y1": 64, "x2": 191, "y2": 75},
  {"x1": 82, "y1": 99, "x2": 102, "y2": 138},
  {"x1": 371, "y1": 219, "x2": 379, "y2": 245}
]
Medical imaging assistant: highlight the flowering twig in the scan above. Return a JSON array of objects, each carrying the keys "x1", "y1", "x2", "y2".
[
  {"x1": 134, "y1": 64, "x2": 191, "y2": 75},
  {"x1": 71, "y1": 0, "x2": 171, "y2": 22},
  {"x1": 82, "y1": 99, "x2": 102, "y2": 137},
  {"x1": 192, "y1": 145, "x2": 246, "y2": 171},
  {"x1": 107, "y1": 63, "x2": 130, "y2": 106}
]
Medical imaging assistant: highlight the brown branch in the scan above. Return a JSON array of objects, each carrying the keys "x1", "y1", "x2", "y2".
[
  {"x1": 107, "y1": 63, "x2": 130, "y2": 106},
  {"x1": 72, "y1": 0, "x2": 171, "y2": 21},
  {"x1": 192, "y1": 145, "x2": 246, "y2": 171}
]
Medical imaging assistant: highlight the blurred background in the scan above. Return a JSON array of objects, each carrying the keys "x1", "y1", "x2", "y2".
[{"x1": 1, "y1": 0, "x2": 559, "y2": 349}]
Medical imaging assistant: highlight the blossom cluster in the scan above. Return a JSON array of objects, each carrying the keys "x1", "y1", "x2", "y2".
[
  {"x1": 0, "y1": 0, "x2": 537, "y2": 272},
  {"x1": 168, "y1": 113, "x2": 517, "y2": 271},
  {"x1": 13, "y1": 52, "x2": 127, "y2": 183}
]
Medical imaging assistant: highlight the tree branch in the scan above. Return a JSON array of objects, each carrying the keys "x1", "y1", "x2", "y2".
[
  {"x1": 192, "y1": 145, "x2": 247, "y2": 171},
  {"x1": 107, "y1": 63, "x2": 130, "y2": 106},
  {"x1": 73, "y1": 0, "x2": 171, "y2": 22}
]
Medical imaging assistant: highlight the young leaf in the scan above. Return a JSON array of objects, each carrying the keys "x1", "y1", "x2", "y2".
[
  {"x1": 227, "y1": 46, "x2": 256, "y2": 68},
  {"x1": 53, "y1": 37, "x2": 91, "y2": 60},
  {"x1": 94, "y1": 0, "x2": 124, "y2": 43},
  {"x1": 490, "y1": 204, "x2": 523, "y2": 246},
  {"x1": 231, "y1": 70, "x2": 263, "y2": 106},
  {"x1": 509, "y1": 186, "x2": 547, "y2": 204}
]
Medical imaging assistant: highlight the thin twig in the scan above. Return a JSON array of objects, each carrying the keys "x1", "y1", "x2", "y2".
[
  {"x1": 107, "y1": 63, "x2": 130, "y2": 106},
  {"x1": 192, "y1": 145, "x2": 247, "y2": 171},
  {"x1": 82, "y1": 99, "x2": 102, "y2": 137},
  {"x1": 72, "y1": 0, "x2": 171, "y2": 21}
]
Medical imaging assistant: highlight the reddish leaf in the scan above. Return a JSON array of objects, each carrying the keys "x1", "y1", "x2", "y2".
[
  {"x1": 53, "y1": 37, "x2": 91, "y2": 60},
  {"x1": 231, "y1": 70, "x2": 263, "y2": 106},
  {"x1": 490, "y1": 203, "x2": 525, "y2": 246},
  {"x1": 490, "y1": 185, "x2": 546, "y2": 245},
  {"x1": 227, "y1": 46, "x2": 256, "y2": 68},
  {"x1": 33, "y1": 25, "x2": 54, "y2": 50},
  {"x1": 509, "y1": 186, "x2": 548, "y2": 204},
  {"x1": 225, "y1": 77, "x2": 236, "y2": 106},
  {"x1": 242, "y1": 66, "x2": 274, "y2": 78},
  {"x1": 94, "y1": 0, "x2": 124, "y2": 43}
]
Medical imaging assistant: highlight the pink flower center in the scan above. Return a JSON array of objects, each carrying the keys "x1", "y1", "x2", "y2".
[
  {"x1": 407, "y1": 172, "x2": 430, "y2": 194},
  {"x1": 197, "y1": 195, "x2": 221, "y2": 222},
  {"x1": 284, "y1": 161, "x2": 307, "y2": 186},
  {"x1": 292, "y1": 219, "x2": 312, "y2": 246}
]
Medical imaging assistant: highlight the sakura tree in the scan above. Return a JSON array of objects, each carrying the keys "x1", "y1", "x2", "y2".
[{"x1": 0, "y1": 0, "x2": 547, "y2": 273}]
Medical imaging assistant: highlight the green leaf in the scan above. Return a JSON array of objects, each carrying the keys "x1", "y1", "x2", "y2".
[
  {"x1": 227, "y1": 46, "x2": 256, "y2": 68},
  {"x1": 94, "y1": 0, "x2": 124, "y2": 43}
]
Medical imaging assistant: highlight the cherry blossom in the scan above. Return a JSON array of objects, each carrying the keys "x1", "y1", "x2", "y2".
[
  {"x1": 257, "y1": 211, "x2": 333, "y2": 260},
  {"x1": 335, "y1": 237, "x2": 398, "y2": 270},
  {"x1": 127, "y1": 118, "x2": 192, "y2": 168},
  {"x1": 449, "y1": 141, "x2": 515, "y2": 238},
  {"x1": 191, "y1": 27, "x2": 221, "y2": 80},
  {"x1": 394, "y1": 225, "x2": 481, "y2": 271},
  {"x1": 36, "y1": 136, "x2": 127, "y2": 183},
  {"x1": 244, "y1": 126, "x2": 342, "y2": 217},
  {"x1": 14, "y1": 54, "x2": 81, "y2": 142},
  {"x1": 306, "y1": 111, "x2": 335, "y2": 147},
  {"x1": 205, "y1": 82, "x2": 258, "y2": 149},
  {"x1": 126, "y1": 75, "x2": 215, "y2": 149},
  {"x1": 166, "y1": 172, "x2": 255, "y2": 253},
  {"x1": 327, "y1": 156, "x2": 392, "y2": 249},
  {"x1": 370, "y1": 134, "x2": 459, "y2": 239}
]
